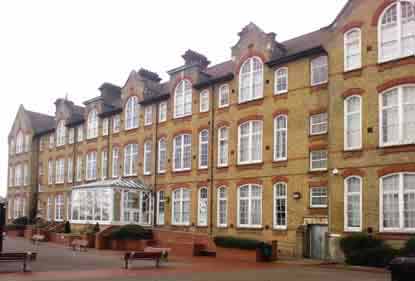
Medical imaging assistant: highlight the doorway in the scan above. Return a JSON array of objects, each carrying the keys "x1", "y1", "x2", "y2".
[{"x1": 308, "y1": 224, "x2": 328, "y2": 260}]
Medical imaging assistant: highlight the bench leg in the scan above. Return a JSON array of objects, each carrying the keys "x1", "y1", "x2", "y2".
[
  {"x1": 156, "y1": 257, "x2": 160, "y2": 268},
  {"x1": 125, "y1": 259, "x2": 129, "y2": 269}
]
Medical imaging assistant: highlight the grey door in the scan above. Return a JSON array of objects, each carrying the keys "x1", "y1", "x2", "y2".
[{"x1": 309, "y1": 225, "x2": 328, "y2": 260}]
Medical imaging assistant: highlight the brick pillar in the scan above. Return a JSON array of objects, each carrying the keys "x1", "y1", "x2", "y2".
[{"x1": 295, "y1": 225, "x2": 306, "y2": 258}]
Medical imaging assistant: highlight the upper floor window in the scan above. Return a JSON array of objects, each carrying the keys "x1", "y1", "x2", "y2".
[
  {"x1": 344, "y1": 96, "x2": 362, "y2": 150},
  {"x1": 274, "y1": 182, "x2": 287, "y2": 229},
  {"x1": 8, "y1": 167, "x2": 13, "y2": 187},
  {"x1": 55, "y1": 158, "x2": 65, "y2": 184},
  {"x1": 16, "y1": 131, "x2": 24, "y2": 154},
  {"x1": 101, "y1": 150, "x2": 108, "y2": 180},
  {"x1": 217, "y1": 187, "x2": 228, "y2": 227},
  {"x1": 380, "y1": 85, "x2": 415, "y2": 147},
  {"x1": 310, "y1": 112, "x2": 328, "y2": 136},
  {"x1": 275, "y1": 67, "x2": 288, "y2": 94},
  {"x1": 113, "y1": 114, "x2": 121, "y2": 133},
  {"x1": 198, "y1": 187, "x2": 208, "y2": 226},
  {"x1": 49, "y1": 134, "x2": 55, "y2": 149},
  {"x1": 112, "y1": 147, "x2": 119, "y2": 178},
  {"x1": 310, "y1": 187, "x2": 328, "y2": 208},
  {"x1": 218, "y1": 85, "x2": 230, "y2": 108},
  {"x1": 87, "y1": 110, "x2": 98, "y2": 139},
  {"x1": 68, "y1": 128, "x2": 75, "y2": 144},
  {"x1": 174, "y1": 80, "x2": 192, "y2": 118},
  {"x1": 274, "y1": 115, "x2": 288, "y2": 161},
  {"x1": 102, "y1": 118, "x2": 109, "y2": 136},
  {"x1": 199, "y1": 130, "x2": 209, "y2": 169},
  {"x1": 345, "y1": 176, "x2": 362, "y2": 232},
  {"x1": 218, "y1": 127, "x2": 229, "y2": 167},
  {"x1": 125, "y1": 96, "x2": 139, "y2": 130},
  {"x1": 86, "y1": 151, "x2": 97, "y2": 181},
  {"x1": 10, "y1": 139, "x2": 15, "y2": 155},
  {"x1": 344, "y1": 28, "x2": 362, "y2": 71},
  {"x1": 238, "y1": 120, "x2": 263, "y2": 164},
  {"x1": 124, "y1": 143, "x2": 138, "y2": 176},
  {"x1": 379, "y1": 1, "x2": 415, "y2": 63},
  {"x1": 24, "y1": 135, "x2": 30, "y2": 152},
  {"x1": 172, "y1": 188, "x2": 191, "y2": 226},
  {"x1": 67, "y1": 158, "x2": 73, "y2": 183},
  {"x1": 23, "y1": 163, "x2": 29, "y2": 186},
  {"x1": 310, "y1": 150, "x2": 328, "y2": 171},
  {"x1": 158, "y1": 138, "x2": 167, "y2": 174},
  {"x1": 77, "y1": 125, "x2": 83, "y2": 142},
  {"x1": 56, "y1": 120, "x2": 66, "y2": 146},
  {"x1": 143, "y1": 141, "x2": 152, "y2": 175},
  {"x1": 15, "y1": 164, "x2": 22, "y2": 186},
  {"x1": 199, "y1": 90, "x2": 209, "y2": 113},
  {"x1": 48, "y1": 160, "x2": 54, "y2": 185},
  {"x1": 144, "y1": 106, "x2": 153, "y2": 126},
  {"x1": 381, "y1": 173, "x2": 415, "y2": 232},
  {"x1": 238, "y1": 184, "x2": 262, "y2": 228},
  {"x1": 239, "y1": 57, "x2": 263, "y2": 103},
  {"x1": 76, "y1": 155, "x2": 83, "y2": 182},
  {"x1": 173, "y1": 134, "x2": 192, "y2": 171},
  {"x1": 310, "y1": 56, "x2": 328, "y2": 86},
  {"x1": 158, "y1": 102, "x2": 167, "y2": 123}
]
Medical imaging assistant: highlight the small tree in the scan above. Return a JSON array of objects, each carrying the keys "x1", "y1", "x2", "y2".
[{"x1": 64, "y1": 221, "x2": 71, "y2": 234}]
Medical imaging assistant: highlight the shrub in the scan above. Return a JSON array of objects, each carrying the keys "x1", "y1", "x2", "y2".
[
  {"x1": 401, "y1": 236, "x2": 415, "y2": 257},
  {"x1": 6, "y1": 224, "x2": 26, "y2": 231},
  {"x1": 340, "y1": 233, "x2": 384, "y2": 257},
  {"x1": 93, "y1": 223, "x2": 100, "y2": 233},
  {"x1": 64, "y1": 221, "x2": 71, "y2": 234},
  {"x1": 108, "y1": 224, "x2": 153, "y2": 241},
  {"x1": 12, "y1": 217, "x2": 29, "y2": 226},
  {"x1": 213, "y1": 236, "x2": 261, "y2": 250},
  {"x1": 345, "y1": 245, "x2": 399, "y2": 268}
]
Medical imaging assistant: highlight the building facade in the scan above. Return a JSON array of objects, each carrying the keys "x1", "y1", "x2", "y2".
[{"x1": 6, "y1": 0, "x2": 415, "y2": 260}]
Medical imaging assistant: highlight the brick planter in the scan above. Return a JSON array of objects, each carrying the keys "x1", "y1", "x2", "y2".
[
  {"x1": 24, "y1": 226, "x2": 35, "y2": 239},
  {"x1": 215, "y1": 247, "x2": 258, "y2": 262},
  {"x1": 6, "y1": 229, "x2": 25, "y2": 237}
]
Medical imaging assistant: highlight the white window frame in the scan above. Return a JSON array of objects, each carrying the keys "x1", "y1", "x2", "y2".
[
  {"x1": 310, "y1": 150, "x2": 328, "y2": 171},
  {"x1": 49, "y1": 134, "x2": 55, "y2": 149},
  {"x1": 237, "y1": 184, "x2": 262, "y2": 228},
  {"x1": 273, "y1": 182, "x2": 288, "y2": 230},
  {"x1": 158, "y1": 102, "x2": 167, "y2": 123},
  {"x1": 54, "y1": 194, "x2": 64, "y2": 222},
  {"x1": 67, "y1": 158, "x2": 73, "y2": 183},
  {"x1": 16, "y1": 131, "x2": 24, "y2": 154},
  {"x1": 24, "y1": 134, "x2": 30, "y2": 152},
  {"x1": 274, "y1": 115, "x2": 288, "y2": 161},
  {"x1": 77, "y1": 125, "x2": 84, "y2": 142},
  {"x1": 217, "y1": 127, "x2": 229, "y2": 167},
  {"x1": 113, "y1": 115, "x2": 120, "y2": 133},
  {"x1": 344, "y1": 28, "x2": 362, "y2": 71},
  {"x1": 174, "y1": 80, "x2": 192, "y2": 119},
  {"x1": 198, "y1": 130, "x2": 209, "y2": 169},
  {"x1": 112, "y1": 147, "x2": 119, "y2": 178},
  {"x1": 157, "y1": 190, "x2": 165, "y2": 225},
  {"x1": 76, "y1": 155, "x2": 83, "y2": 182},
  {"x1": 310, "y1": 55, "x2": 328, "y2": 86},
  {"x1": 171, "y1": 188, "x2": 191, "y2": 226},
  {"x1": 158, "y1": 138, "x2": 167, "y2": 174},
  {"x1": 217, "y1": 186, "x2": 228, "y2": 228},
  {"x1": 15, "y1": 164, "x2": 22, "y2": 186},
  {"x1": 56, "y1": 120, "x2": 66, "y2": 147},
  {"x1": 173, "y1": 134, "x2": 192, "y2": 172},
  {"x1": 344, "y1": 95, "x2": 362, "y2": 150},
  {"x1": 87, "y1": 110, "x2": 98, "y2": 139},
  {"x1": 199, "y1": 90, "x2": 209, "y2": 113},
  {"x1": 124, "y1": 144, "x2": 138, "y2": 176},
  {"x1": 143, "y1": 141, "x2": 152, "y2": 175},
  {"x1": 218, "y1": 84, "x2": 230, "y2": 108},
  {"x1": 48, "y1": 160, "x2": 54, "y2": 185},
  {"x1": 125, "y1": 96, "x2": 140, "y2": 130},
  {"x1": 238, "y1": 57, "x2": 264, "y2": 103},
  {"x1": 102, "y1": 118, "x2": 109, "y2": 136},
  {"x1": 144, "y1": 106, "x2": 153, "y2": 126},
  {"x1": 23, "y1": 163, "x2": 29, "y2": 186},
  {"x1": 274, "y1": 67, "x2": 288, "y2": 95},
  {"x1": 344, "y1": 176, "x2": 363, "y2": 232},
  {"x1": 237, "y1": 120, "x2": 263, "y2": 165},
  {"x1": 197, "y1": 187, "x2": 208, "y2": 227},
  {"x1": 47, "y1": 197, "x2": 52, "y2": 221},
  {"x1": 68, "y1": 128, "x2": 75, "y2": 144},
  {"x1": 310, "y1": 112, "x2": 329, "y2": 136},
  {"x1": 310, "y1": 187, "x2": 328, "y2": 208},
  {"x1": 86, "y1": 152, "x2": 97, "y2": 181},
  {"x1": 55, "y1": 158, "x2": 65, "y2": 184},
  {"x1": 101, "y1": 150, "x2": 108, "y2": 180}
]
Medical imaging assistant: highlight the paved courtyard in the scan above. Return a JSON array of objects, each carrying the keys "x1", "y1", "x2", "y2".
[{"x1": 1, "y1": 237, "x2": 390, "y2": 281}]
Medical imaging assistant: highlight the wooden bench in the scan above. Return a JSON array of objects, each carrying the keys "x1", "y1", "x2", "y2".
[
  {"x1": 71, "y1": 239, "x2": 88, "y2": 252},
  {"x1": 0, "y1": 252, "x2": 37, "y2": 272},
  {"x1": 31, "y1": 234, "x2": 46, "y2": 245},
  {"x1": 124, "y1": 251, "x2": 163, "y2": 269},
  {"x1": 144, "y1": 247, "x2": 171, "y2": 260}
]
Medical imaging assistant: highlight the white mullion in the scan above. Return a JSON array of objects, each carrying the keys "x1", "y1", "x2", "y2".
[{"x1": 399, "y1": 173, "x2": 405, "y2": 230}]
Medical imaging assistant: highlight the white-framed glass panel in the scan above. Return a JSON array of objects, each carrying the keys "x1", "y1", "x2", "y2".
[
  {"x1": 24, "y1": 135, "x2": 30, "y2": 152},
  {"x1": 274, "y1": 115, "x2": 288, "y2": 161},
  {"x1": 144, "y1": 106, "x2": 153, "y2": 126},
  {"x1": 275, "y1": 67, "x2": 288, "y2": 94},
  {"x1": 16, "y1": 131, "x2": 24, "y2": 154},
  {"x1": 102, "y1": 118, "x2": 109, "y2": 136},
  {"x1": 68, "y1": 128, "x2": 75, "y2": 144},
  {"x1": 158, "y1": 138, "x2": 167, "y2": 174},
  {"x1": 23, "y1": 163, "x2": 29, "y2": 186},
  {"x1": 67, "y1": 158, "x2": 73, "y2": 183},
  {"x1": 56, "y1": 120, "x2": 66, "y2": 147},
  {"x1": 199, "y1": 90, "x2": 209, "y2": 113},
  {"x1": 310, "y1": 150, "x2": 328, "y2": 171},
  {"x1": 238, "y1": 120, "x2": 263, "y2": 164},
  {"x1": 274, "y1": 182, "x2": 287, "y2": 229},
  {"x1": 125, "y1": 96, "x2": 140, "y2": 130},
  {"x1": 49, "y1": 134, "x2": 55, "y2": 149},
  {"x1": 55, "y1": 194, "x2": 64, "y2": 222},
  {"x1": 173, "y1": 134, "x2": 192, "y2": 171},
  {"x1": 345, "y1": 176, "x2": 362, "y2": 232},
  {"x1": 218, "y1": 127, "x2": 229, "y2": 167},
  {"x1": 143, "y1": 141, "x2": 152, "y2": 175},
  {"x1": 47, "y1": 197, "x2": 52, "y2": 221},
  {"x1": 55, "y1": 158, "x2": 65, "y2": 184},
  {"x1": 381, "y1": 173, "x2": 415, "y2": 232},
  {"x1": 48, "y1": 160, "x2": 54, "y2": 185},
  {"x1": 71, "y1": 188, "x2": 112, "y2": 224},
  {"x1": 198, "y1": 187, "x2": 208, "y2": 226},
  {"x1": 157, "y1": 191, "x2": 165, "y2": 225},
  {"x1": 380, "y1": 85, "x2": 415, "y2": 147},
  {"x1": 101, "y1": 150, "x2": 108, "y2": 180},
  {"x1": 310, "y1": 112, "x2": 328, "y2": 136},
  {"x1": 87, "y1": 110, "x2": 98, "y2": 139},
  {"x1": 122, "y1": 190, "x2": 140, "y2": 224},
  {"x1": 218, "y1": 84, "x2": 230, "y2": 108},
  {"x1": 15, "y1": 164, "x2": 22, "y2": 186},
  {"x1": 239, "y1": 57, "x2": 263, "y2": 103},
  {"x1": 76, "y1": 155, "x2": 83, "y2": 182},
  {"x1": 217, "y1": 187, "x2": 228, "y2": 227},
  {"x1": 237, "y1": 184, "x2": 262, "y2": 228},
  {"x1": 199, "y1": 130, "x2": 209, "y2": 169},
  {"x1": 379, "y1": 1, "x2": 415, "y2": 63},
  {"x1": 344, "y1": 28, "x2": 362, "y2": 71},
  {"x1": 174, "y1": 80, "x2": 192, "y2": 118},
  {"x1": 158, "y1": 102, "x2": 167, "y2": 123},
  {"x1": 66, "y1": 193, "x2": 72, "y2": 221},
  {"x1": 112, "y1": 147, "x2": 119, "y2": 178},
  {"x1": 86, "y1": 151, "x2": 97, "y2": 181},
  {"x1": 345, "y1": 95, "x2": 362, "y2": 150},
  {"x1": 77, "y1": 125, "x2": 84, "y2": 142},
  {"x1": 310, "y1": 187, "x2": 328, "y2": 208},
  {"x1": 124, "y1": 144, "x2": 138, "y2": 176},
  {"x1": 172, "y1": 188, "x2": 191, "y2": 226},
  {"x1": 310, "y1": 56, "x2": 328, "y2": 86},
  {"x1": 113, "y1": 114, "x2": 121, "y2": 133}
]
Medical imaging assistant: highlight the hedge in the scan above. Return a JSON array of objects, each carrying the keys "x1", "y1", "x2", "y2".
[
  {"x1": 401, "y1": 236, "x2": 415, "y2": 257},
  {"x1": 6, "y1": 224, "x2": 26, "y2": 231},
  {"x1": 213, "y1": 236, "x2": 261, "y2": 250},
  {"x1": 107, "y1": 224, "x2": 153, "y2": 240}
]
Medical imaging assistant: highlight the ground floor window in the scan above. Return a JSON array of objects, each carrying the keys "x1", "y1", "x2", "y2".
[
  {"x1": 198, "y1": 187, "x2": 208, "y2": 226},
  {"x1": 71, "y1": 188, "x2": 112, "y2": 224},
  {"x1": 13, "y1": 197, "x2": 25, "y2": 219},
  {"x1": 237, "y1": 184, "x2": 262, "y2": 228},
  {"x1": 172, "y1": 188, "x2": 191, "y2": 226},
  {"x1": 55, "y1": 194, "x2": 64, "y2": 222},
  {"x1": 345, "y1": 176, "x2": 362, "y2": 232},
  {"x1": 47, "y1": 197, "x2": 52, "y2": 221},
  {"x1": 122, "y1": 190, "x2": 152, "y2": 225},
  {"x1": 274, "y1": 182, "x2": 287, "y2": 229},
  {"x1": 217, "y1": 187, "x2": 228, "y2": 227},
  {"x1": 157, "y1": 191, "x2": 165, "y2": 225}
]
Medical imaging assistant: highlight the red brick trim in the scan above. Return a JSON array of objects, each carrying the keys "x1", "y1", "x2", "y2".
[
  {"x1": 236, "y1": 98, "x2": 264, "y2": 110},
  {"x1": 309, "y1": 181, "x2": 328, "y2": 187},
  {"x1": 156, "y1": 185, "x2": 168, "y2": 190},
  {"x1": 172, "y1": 129, "x2": 193, "y2": 138},
  {"x1": 216, "y1": 120, "x2": 230, "y2": 128},
  {"x1": 170, "y1": 183, "x2": 191, "y2": 190},
  {"x1": 157, "y1": 134, "x2": 168, "y2": 140},
  {"x1": 272, "y1": 176, "x2": 289, "y2": 184},
  {"x1": 309, "y1": 107, "x2": 327, "y2": 116},
  {"x1": 235, "y1": 51, "x2": 267, "y2": 75},
  {"x1": 272, "y1": 109, "x2": 289, "y2": 118},
  {"x1": 342, "y1": 168, "x2": 366, "y2": 178},
  {"x1": 171, "y1": 171, "x2": 192, "y2": 177},
  {"x1": 123, "y1": 141, "x2": 138, "y2": 147},
  {"x1": 378, "y1": 57, "x2": 415, "y2": 72},
  {"x1": 237, "y1": 115, "x2": 264, "y2": 126},
  {"x1": 86, "y1": 148, "x2": 98, "y2": 154},
  {"x1": 236, "y1": 179, "x2": 263, "y2": 187},
  {"x1": 309, "y1": 142, "x2": 328, "y2": 150},
  {"x1": 197, "y1": 182, "x2": 209, "y2": 188},
  {"x1": 198, "y1": 125, "x2": 209, "y2": 133},
  {"x1": 378, "y1": 164, "x2": 415, "y2": 177},
  {"x1": 236, "y1": 162, "x2": 264, "y2": 171},
  {"x1": 371, "y1": 0, "x2": 395, "y2": 26},
  {"x1": 377, "y1": 76, "x2": 415, "y2": 93},
  {"x1": 216, "y1": 181, "x2": 229, "y2": 188},
  {"x1": 341, "y1": 21, "x2": 364, "y2": 33},
  {"x1": 379, "y1": 144, "x2": 415, "y2": 155},
  {"x1": 111, "y1": 143, "x2": 121, "y2": 148},
  {"x1": 310, "y1": 83, "x2": 328, "y2": 93},
  {"x1": 342, "y1": 88, "x2": 365, "y2": 99}
]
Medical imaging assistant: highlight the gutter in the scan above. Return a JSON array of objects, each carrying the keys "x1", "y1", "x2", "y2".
[{"x1": 266, "y1": 46, "x2": 327, "y2": 68}]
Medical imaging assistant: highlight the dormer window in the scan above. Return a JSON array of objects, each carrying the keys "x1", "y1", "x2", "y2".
[
  {"x1": 174, "y1": 80, "x2": 192, "y2": 118},
  {"x1": 275, "y1": 67, "x2": 288, "y2": 94},
  {"x1": 125, "y1": 96, "x2": 139, "y2": 130},
  {"x1": 310, "y1": 56, "x2": 328, "y2": 86},
  {"x1": 56, "y1": 120, "x2": 66, "y2": 147},
  {"x1": 87, "y1": 109, "x2": 98, "y2": 139},
  {"x1": 199, "y1": 90, "x2": 209, "y2": 113},
  {"x1": 16, "y1": 131, "x2": 24, "y2": 154},
  {"x1": 239, "y1": 57, "x2": 263, "y2": 103}
]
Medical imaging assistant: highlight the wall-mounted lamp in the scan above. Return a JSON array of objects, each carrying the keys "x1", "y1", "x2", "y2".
[
  {"x1": 293, "y1": 192, "x2": 301, "y2": 200},
  {"x1": 332, "y1": 168, "x2": 339, "y2": 176}
]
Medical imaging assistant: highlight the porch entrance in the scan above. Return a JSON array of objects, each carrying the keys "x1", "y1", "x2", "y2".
[{"x1": 308, "y1": 224, "x2": 328, "y2": 260}]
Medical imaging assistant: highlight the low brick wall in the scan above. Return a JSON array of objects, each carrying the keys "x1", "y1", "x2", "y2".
[
  {"x1": 109, "y1": 239, "x2": 149, "y2": 251},
  {"x1": 215, "y1": 247, "x2": 258, "y2": 262},
  {"x1": 6, "y1": 229, "x2": 25, "y2": 237}
]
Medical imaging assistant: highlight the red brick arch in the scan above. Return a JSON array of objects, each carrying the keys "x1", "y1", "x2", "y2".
[
  {"x1": 378, "y1": 164, "x2": 415, "y2": 177},
  {"x1": 342, "y1": 168, "x2": 366, "y2": 178},
  {"x1": 272, "y1": 176, "x2": 289, "y2": 184},
  {"x1": 371, "y1": 0, "x2": 396, "y2": 27},
  {"x1": 377, "y1": 76, "x2": 415, "y2": 93},
  {"x1": 341, "y1": 21, "x2": 364, "y2": 33},
  {"x1": 342, "y1": 88, "x2": 365, "y2": 99}
]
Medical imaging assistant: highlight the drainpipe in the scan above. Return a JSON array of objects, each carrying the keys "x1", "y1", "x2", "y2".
[
  {"x1": 152, "y1": 103, "x2": 159, "y2": 227},
  {"x1": 208, "y1": 84, "x2": 216, "y2": 237}
]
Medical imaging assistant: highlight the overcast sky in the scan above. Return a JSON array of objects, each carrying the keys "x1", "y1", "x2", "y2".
[{"x1": 0, "y1": 0, "x2": 347, "y2": 197}]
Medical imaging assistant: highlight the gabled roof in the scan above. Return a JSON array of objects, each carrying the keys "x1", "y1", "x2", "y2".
[
  {"x1": 73, "y1": 178, "x2": 150, "y2": 190},
  {"x1": 25, "y1": 109, "x2": 56, "y2": 135}
]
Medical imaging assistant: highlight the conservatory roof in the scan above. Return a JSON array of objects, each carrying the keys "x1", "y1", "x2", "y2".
[{"x1": 72, "y1": 178, "x2": 150, "y2": 190}]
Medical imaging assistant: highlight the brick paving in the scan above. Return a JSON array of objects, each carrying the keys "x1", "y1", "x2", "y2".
[{"x1": 1, "y1": 237, "x2": 390, "y2": 281}]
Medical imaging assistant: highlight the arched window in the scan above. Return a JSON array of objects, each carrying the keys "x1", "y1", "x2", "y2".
[
  {"x1": 111, "y1": 147, "x2": 119, "y2": 178},
  {"x1": 380, "y1": 85, "x2": 415, "y2": 146},
  {"x1": 85, "y1": 152, "x2": 97, "y2": 180},
  {"x1": 274, "y1": 115, "x2": 288, "y2": 161},
  {"x1": 344, "y1": 176, "x2": 362, "y2": 232},
  {"x1": 237, "y1": 184, "x2": 262, "y2": 228},
  {"x1": 125, "y1": 96, "x2": 139, "y2": 130},
  {"x1": 344, "y1": 28, "x2": 362, "y2": 71},
  {"x1": 217, "y1": 187, "x2": 228, "y2": 227},
  {"x1": 199, "y1": 130, "x2": 209, "y2": 169},
  {"x1": 158, "y1": 138, "x2": 167, "y2": 173},
  {"x1": 238, "y1": 120, "x2": 263, "y2": 164},
  {"x1": 310, "y1": 56, "x2": 328, "y2": 86},
  {"x1": 124, "y1": 144, "x2": 138, "y2": 176},
  {"x1": 199, "y1": 90, "x2": 209, "y2": 113},
  {"x1": 379, "y1": 1, "x2": 415, "y2": 63},
  {"x1": 87, "y1": 109, "x2": 98, "y2": 139},
  {"x1": 157, "y1": 191, "x2": 165, "y2": 225},
  {"x1": 173, "y1": 134, "x2": 192, "y2": 171},
  {"x1": 143, "y1": 141, "x2": 152, "y2": 175},
  {"x1": 174, "y1": 80, "x2": 192, "y2": 118},
  {"x1": 172, "y1": 188, "x2": 191, "y2": 225},
  {"x1": 217, "y1": 127, "x2": 229, "y2": 167},
  {"x1": 16, "y1": 131, "x2": 24, "y2": 154},
  {"x1": 380, "y1": 173, "x2": 415, "y2": 232},
  {"x1": 274, "y1": 182, "x2": 287, "y2": 229},
  {"x1": 218, "y1": 84, "x2": 230, "y2": 108},
  {"x1": 198, "y1": 187, "x2": 208, "y2": 226},
  {"x1": 275, "y1": 67, "x2": 288, "y2": 94},
  {"x1": 239, "y1": 57, "x2": 263, "y2": 103},
  {"x1": 344, "y1": 95, "x2": 362, "y2": 150},
  {"x1": 56, "y1": 120, "x2": 66, "y2": 147}
]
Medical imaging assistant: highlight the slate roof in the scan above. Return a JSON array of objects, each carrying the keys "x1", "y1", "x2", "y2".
[
  {"x1": 73, "y1": 178, "x2": 150, "y2": 190},
  {"x1": 25, "y1": 110, "x2": 56, "y2": 135}
]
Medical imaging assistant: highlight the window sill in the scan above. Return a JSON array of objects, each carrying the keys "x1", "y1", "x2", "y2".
[
  {"x1": 309, "y1": 132, "x2": 328, "y2": 138},
  {"x1": 343, "y1": 149, "x2": 363, "y2": 159},
  {"x1": 236, "y1": 226, "x2": 264, "y2": 231},
  {"x1": 309, "y1": 169, "x2": 328, "y2": 174},
  {"x1": 309, "y1": 206, "x2": 328, "y2": 209},
  {"x1": 343, "y1": 68, "x2": 362, "y2": 80},
  {"x1": 378, "y1": 56, "x2": 415, "y2": 72},
  {"x1": 173, "y1": 114, "x2": 192, "y2": 121},
  {"x1": 236, "y1": 97, "x2": 264, "y2": 109},
  {"x1": 310, "y1": 83, "x2": 328, "y2": 92},
  {"x1": 378, "y1": 144, "x2": 415, "y2": 155},
  {"x1": 236, "y1": 162, "x2": 264, "y2": 170}
]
